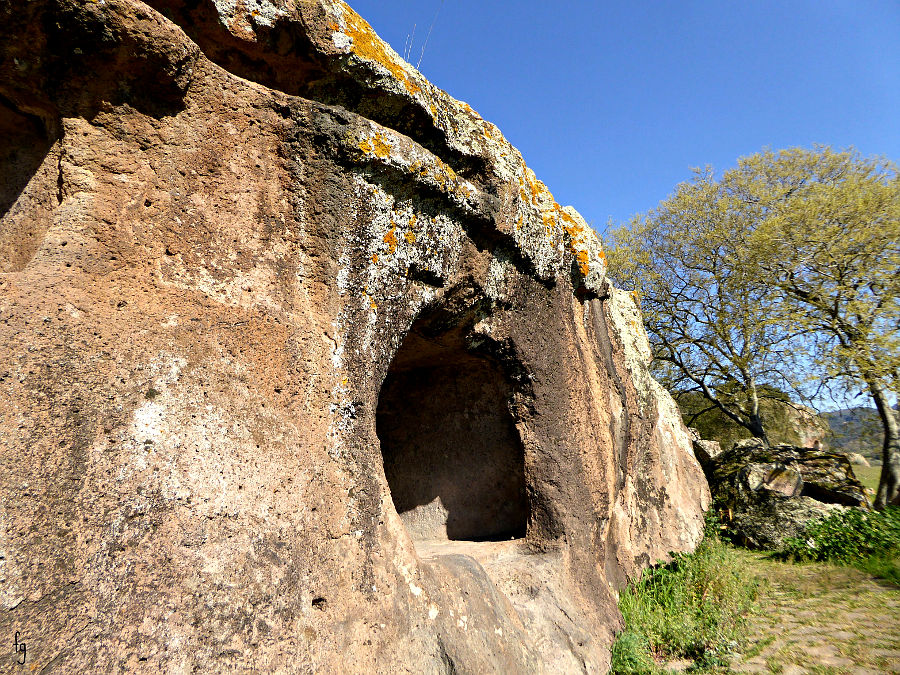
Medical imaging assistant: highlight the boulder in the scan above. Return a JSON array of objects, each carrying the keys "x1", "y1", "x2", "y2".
[
  {"x1": 0, "y1": 0, "x2": 709, "y2": 672},
  {"x1": 845, "y1": 452, "x2": 871, "y2": 467},
  {"x1": 678, "y1": 392, "x2": 830, "y2": 450},
  {"x1": 705, "y1": 439, "x2": 870, "y2": 549},
  {"x1": 687, "y1": 427, "x2": 723, "y2": 467}
]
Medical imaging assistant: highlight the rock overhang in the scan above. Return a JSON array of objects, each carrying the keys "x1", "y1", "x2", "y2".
[{"x1": 0, "y1": 1, "x2": 708, "y2": 672}]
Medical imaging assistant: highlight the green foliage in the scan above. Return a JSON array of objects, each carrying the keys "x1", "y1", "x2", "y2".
[
  {"x1": 607, "y1": 145, "x2": 900, "y2": 504},
  {"x1": 610, "y1": 631, "x2": 657, "y2": 675},
  {"x1": 606, "y1": 162, "x2": 798, "y2": 444},
  {"x1": 777, "y1": 507, "x2": 900, "y2": 575},
  {"x1": 610, "y1": 523, "x2": 759, "y2": 673},
  {"x1": 856, "y1": 553, "x2": 900, "y2": 586}
]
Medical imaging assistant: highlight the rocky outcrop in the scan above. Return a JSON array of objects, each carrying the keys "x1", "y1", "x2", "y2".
[
  {"x1": 705, "y1": 440, "x2": 869, "y2": 549},
  {"x1": 0, "y1": 1, "x2": 709, "y2": 671},
  {"x1": 678, "y1": 392, "x2": 830, "y2": 451},
  {"x1": 687, "y1": 427, "x2": 723, "y2": 466}
]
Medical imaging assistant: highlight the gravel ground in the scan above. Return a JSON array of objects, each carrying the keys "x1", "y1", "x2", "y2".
[{"x1": 729, "y1": 551, "x2": 900, "y2": 674}]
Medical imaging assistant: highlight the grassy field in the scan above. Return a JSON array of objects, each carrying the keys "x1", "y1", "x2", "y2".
[
  {"x1": 726, "y1": 550, "x2": 900, "y2": 674},
  {"x1": 854, "y1": 464, "x2": 882, "y2": 496}
]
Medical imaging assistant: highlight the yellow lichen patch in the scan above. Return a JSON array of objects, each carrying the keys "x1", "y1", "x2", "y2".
[
  {"x1": 408, "y1": 214, "x2": 417, "y2": 229},
  {"x1": 519, "y1": 171, "x2": 547, "y2": 208},
  {"x1": 371, "y1": 254, "x2": 379, "y2": 264},
  {"x1": 358, "y1": 132, "x2": 393, "y2": 159},
  {"x1": 362, "y1": 285, "x2": 378, "y2": 311},
  {"x1": 541, "y1": 211, "x2": 557, "y2": 236},
  {"x1": 371, "y1": 134, "x2": 393, "y2": 158},
  {"x1": 404, "y1": 231, "x2": 416, "y2": 244},
  {"x1": 334, "y1": 4, "x2": 422, "y2": 95},
  {"x1": 383, "y1": 224, "x2": 398, "y2": 254}
]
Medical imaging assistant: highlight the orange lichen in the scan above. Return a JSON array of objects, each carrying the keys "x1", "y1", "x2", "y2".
[
  {"x1": 404, "y1": 231, "x2": 416, "y2": 244},
  {"x1": 362, "y1": 285, "x2": 377, "y2": 311},
  {"x1": 541, "y1": 212, "x2": 556, "y2": 236},
  {"x1": 371, "y1": 254, "x2": 378, "y2": 264},
  {"x1": 383, "y1": 224, "x2": 398, "y2": 254},
  {"x1": 575, "y1": 250, "x2": 590, "y2": 277},
  {"x1": 334, "y1": 6, "x2": 422, "y2": 95}
]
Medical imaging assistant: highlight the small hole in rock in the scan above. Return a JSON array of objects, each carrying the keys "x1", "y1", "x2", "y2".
[{"x1": 312, "y1": 597, "x2": 327, "y2": 611}]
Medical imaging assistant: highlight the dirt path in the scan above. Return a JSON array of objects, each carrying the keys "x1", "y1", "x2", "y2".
[{"x1": 730, "y1": 550, "x2": 900, "y2": 674}]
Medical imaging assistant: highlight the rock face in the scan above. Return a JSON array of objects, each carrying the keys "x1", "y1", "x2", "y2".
[
  {"x1": 705, "y1": 440, "x2": 869, "y2": 549},
  {"x1": 0, "y1": 1, "x2": 709, "y2": 671},
  {"x1": 679, "y1": 393, "x2": 830, "y2": 451}
]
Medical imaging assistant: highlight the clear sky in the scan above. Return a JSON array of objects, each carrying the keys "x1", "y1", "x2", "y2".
[{"x1": 350, "y1": 0, "x2": 900, "y2": 234}]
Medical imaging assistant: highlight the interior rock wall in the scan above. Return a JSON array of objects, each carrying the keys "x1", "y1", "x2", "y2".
[{"x1": 0, "y1": 1, "x2": 709, "y2": 672}]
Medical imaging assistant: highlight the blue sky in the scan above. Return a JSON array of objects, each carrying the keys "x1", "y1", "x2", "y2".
[{"x1": 350, "y1": 0, "x2": 900, "y2": 234}]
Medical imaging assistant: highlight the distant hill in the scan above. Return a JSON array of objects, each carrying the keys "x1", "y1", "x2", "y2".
[{"x1": 823, "y1": 407, "x2": 886, "y2": 464}]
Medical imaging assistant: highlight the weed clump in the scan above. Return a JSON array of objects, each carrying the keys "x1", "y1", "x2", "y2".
[
  {"x1": 610, "y1": 517, "x2": 759, "y2": 673},
  {"x1": 776, "y1": 506, "x2": 900, "y2": 584}
]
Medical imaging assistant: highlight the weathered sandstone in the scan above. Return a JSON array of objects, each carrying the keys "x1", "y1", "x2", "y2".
[{"x1": 0, "y1": 1, "x2": 708, "y2": 671}]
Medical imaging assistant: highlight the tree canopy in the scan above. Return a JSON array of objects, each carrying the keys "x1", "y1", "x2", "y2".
[{"x1": 606, "y1": 146, "x2": 900, "y2": 508}]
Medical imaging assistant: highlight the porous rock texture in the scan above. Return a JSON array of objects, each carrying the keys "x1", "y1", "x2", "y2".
[{"x1": 0, "y1": 1, "x2": 709, "y2": 672}]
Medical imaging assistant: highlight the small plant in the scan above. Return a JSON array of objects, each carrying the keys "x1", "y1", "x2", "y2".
[
  {"x1": 610, "y1": 515, "x2": 759, "y2": 673},
  {"x1": 610, "y1": 630, "x2": 657, "y2": 675},
  {"x1": 776, "y1": 507, "x2": 900, "y2": 584}
]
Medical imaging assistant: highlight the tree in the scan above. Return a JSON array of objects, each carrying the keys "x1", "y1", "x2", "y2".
[
  {"x1": 743, "y1": 148, "x2": 900, "y2": 508},
  {"x1": 605, "y1": 168, "x2": 806, "y2": 446},
  {"x1": 607, "y1": 146, "x2": 900, "y2": 508}
]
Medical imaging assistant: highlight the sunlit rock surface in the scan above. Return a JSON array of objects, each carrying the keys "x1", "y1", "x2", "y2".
[{"x1": 0, "y1": 1, "x2": 709, "y2": 671}]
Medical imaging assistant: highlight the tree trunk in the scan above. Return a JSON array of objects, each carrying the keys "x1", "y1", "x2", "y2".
[
  {"x1": 869, "y1": 379, "x2": 900, "y2": 509},
  {"x1": 746, "y1": 379, "x2": 770, "y2": 447},
  {"x1": 747, "y1": 413, "x2": 770, "y2": 448}
]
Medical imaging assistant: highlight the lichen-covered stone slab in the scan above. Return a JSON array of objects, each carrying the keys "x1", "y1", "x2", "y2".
[
  {"x1": 706, "y1": 440, "x2": 870, "y2": 549},
  {"x1": 0, "y1": 1, "x2": 708, "y2": 671}
]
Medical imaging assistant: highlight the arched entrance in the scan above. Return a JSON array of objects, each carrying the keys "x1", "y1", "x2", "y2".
[{"x1": 376, "y1": 311, "x2": 528, "y2": 543}]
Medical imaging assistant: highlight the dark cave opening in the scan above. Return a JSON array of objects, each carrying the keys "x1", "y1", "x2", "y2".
[{"x1": 376, "y1": 320, "x2": 528, "y2": 543}]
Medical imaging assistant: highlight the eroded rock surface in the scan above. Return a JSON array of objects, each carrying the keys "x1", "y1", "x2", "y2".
[{"x1": 0, "y1": 1, "x2": 708, "y2": 671}]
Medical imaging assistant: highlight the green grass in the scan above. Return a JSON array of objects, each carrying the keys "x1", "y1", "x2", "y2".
[
  {"x1": 855, "y1": 552, "x2": 900, "y2": 585},
  {"x1": 776, "y1": 506, "x2": 900, "y2": 586},
  {"x1": 852, "y1": 464, "x2": 882, "y2": 495},
  {"x1": 610, "y1": 523, "x2": 760, "y2": 674}
]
